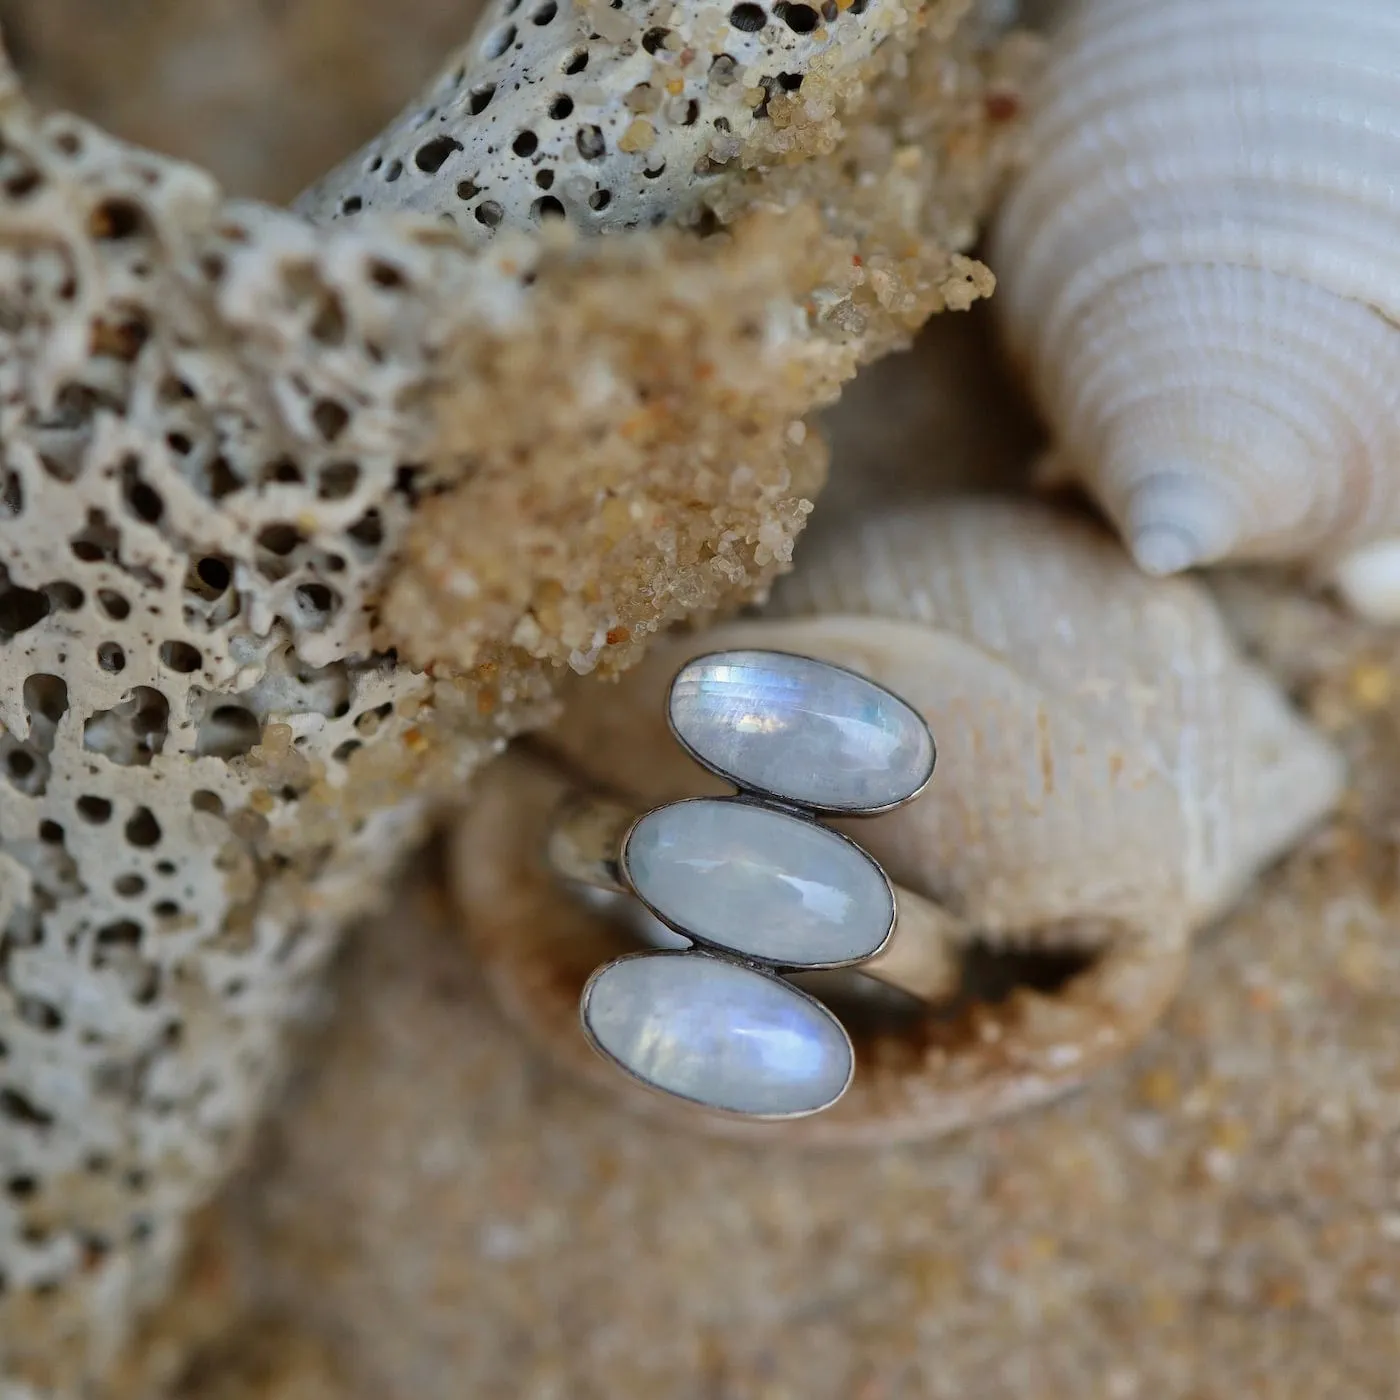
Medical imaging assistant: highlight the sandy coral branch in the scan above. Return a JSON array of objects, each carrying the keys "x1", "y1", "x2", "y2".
[{"x1": 374, "y1": 0, "x2": 1027, "y2": 678}]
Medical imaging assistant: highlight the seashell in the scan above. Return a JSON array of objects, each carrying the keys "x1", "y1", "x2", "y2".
[
  {"x1": 296, "y1": 0, "x2": 915, "y2": 241},
  {"x1": 987, "y1": 0, "x2": 1400, "y2": 618},
  {"x1": 452, "y1": 498, "x2": 1344, "y2": 1143}
]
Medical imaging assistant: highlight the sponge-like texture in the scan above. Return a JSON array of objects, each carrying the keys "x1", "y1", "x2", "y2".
[
  {"x1": 0, "y1": 86, "x2": 518, "y2": 1392},
  {"x1": 297, "y1": 0, "x2": 918, "y2": 238}
]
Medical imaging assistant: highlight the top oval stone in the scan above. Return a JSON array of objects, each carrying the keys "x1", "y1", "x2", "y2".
[{"x1": 667, "y1": 650, "x2": 935, "y2": 814}]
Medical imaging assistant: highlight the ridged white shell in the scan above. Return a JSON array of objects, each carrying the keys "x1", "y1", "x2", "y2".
[{"x1": 988, "y1": 0, "x2": 1400, "y2": 614}]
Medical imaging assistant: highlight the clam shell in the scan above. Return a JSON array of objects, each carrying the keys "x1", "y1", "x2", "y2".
[{"x1": 988, "y1": 0, "x2": 1400, "y2": 600}]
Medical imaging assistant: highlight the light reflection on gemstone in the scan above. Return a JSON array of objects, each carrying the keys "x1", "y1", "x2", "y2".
[
  {"x1": 623, "y1": 798, "x2": 893, "y2": 966},
  {"x1": 581, "y1": 952, "x2": 854, "y2": 1117},
  {"x1": 669, "y1": 650, "x2": 934, "y2": 813}
]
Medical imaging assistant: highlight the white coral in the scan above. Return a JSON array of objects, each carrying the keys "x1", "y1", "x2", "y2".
[
  {"x1": 0, "y1": 98, "x2": 518, "y2": 1387},
  {"x1": 0, "y1": 0, "x2": 1018, "y2": 1385},
  {"x1": 297, "y1": 0, "x2": 913, "y2": 238}
]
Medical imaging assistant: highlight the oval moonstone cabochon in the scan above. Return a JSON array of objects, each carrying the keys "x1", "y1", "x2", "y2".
[
  {"x1": 668, "y1": 650, "x2": 935, "y2": 814},
  {"x1": 581, "y1": 952, "x2": 855, "y2": 1118},
  {"x1": 623, "y1": 799, "x2": 894, "y2": 967}
]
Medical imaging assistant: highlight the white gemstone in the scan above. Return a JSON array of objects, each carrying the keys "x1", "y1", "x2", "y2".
[
  {"x1": 581, "y1": 952, "x2": 853, "y2": 1117},
  {"x1": 668, "y1": 650, "x2": 934, "y2": 813},
  {"x1": 623, "y1": 798, "x2": 893, "y2": 966}
]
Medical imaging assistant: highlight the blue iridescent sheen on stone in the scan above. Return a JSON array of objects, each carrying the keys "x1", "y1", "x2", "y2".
[
  {"x1": 667, "y1": 650, "x2": 933, "y2": 813},
  {"x1": 623, "y1": 798, "x2": 893, "y2": 966},
  {"x1": 580, "y1": 952, "x2": 854, "y2": 1117}
]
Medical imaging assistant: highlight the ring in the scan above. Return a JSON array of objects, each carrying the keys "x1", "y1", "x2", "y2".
[{"x1": 545, "y1": 648, "x2": 949, "y2": 1123}]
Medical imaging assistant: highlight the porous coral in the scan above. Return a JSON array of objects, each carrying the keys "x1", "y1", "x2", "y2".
[
  {"x1": 300, "y1": 0, "x2": 936, "y2": 237},
  {"x1": 0, "y1": 0, "x2": 1024, "y2": 1390},
  {"x1": 0, "y1": 87, "x2": 495, "y2": 1397}
]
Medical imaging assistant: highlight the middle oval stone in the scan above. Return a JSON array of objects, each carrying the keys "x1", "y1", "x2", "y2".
[{"x1": 621, "y1": 797, "x2": 894, "y2": 967}]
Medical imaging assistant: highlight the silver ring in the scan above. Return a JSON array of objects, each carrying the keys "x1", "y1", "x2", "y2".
[{"x1": 546, "y1": 648, "x2": 942, "y2": 1124}]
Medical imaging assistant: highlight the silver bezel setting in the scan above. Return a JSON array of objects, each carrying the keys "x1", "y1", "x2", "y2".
[
  {"x1": 664, "y1": 648, "x2": 937, "y2": 818},
  {"x1": 579, "y1": 948, "x2": 857, "y2": 1121},
  {"x1": 618, "y1": 795, "x2": 897, "y2": 971}
]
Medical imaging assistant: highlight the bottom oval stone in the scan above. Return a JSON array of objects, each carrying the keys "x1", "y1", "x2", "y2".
[{"x1": 581, "y1": 952, "x2": 854, "y2": 1118}]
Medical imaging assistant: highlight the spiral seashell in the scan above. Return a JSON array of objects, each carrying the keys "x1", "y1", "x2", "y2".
[
  {"x1": 452, "y1": 498, "x2": 1343, "y2": 1143},
  {"x1": 987, "y1": 0, "x2": 1400, "y2": 617}
]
